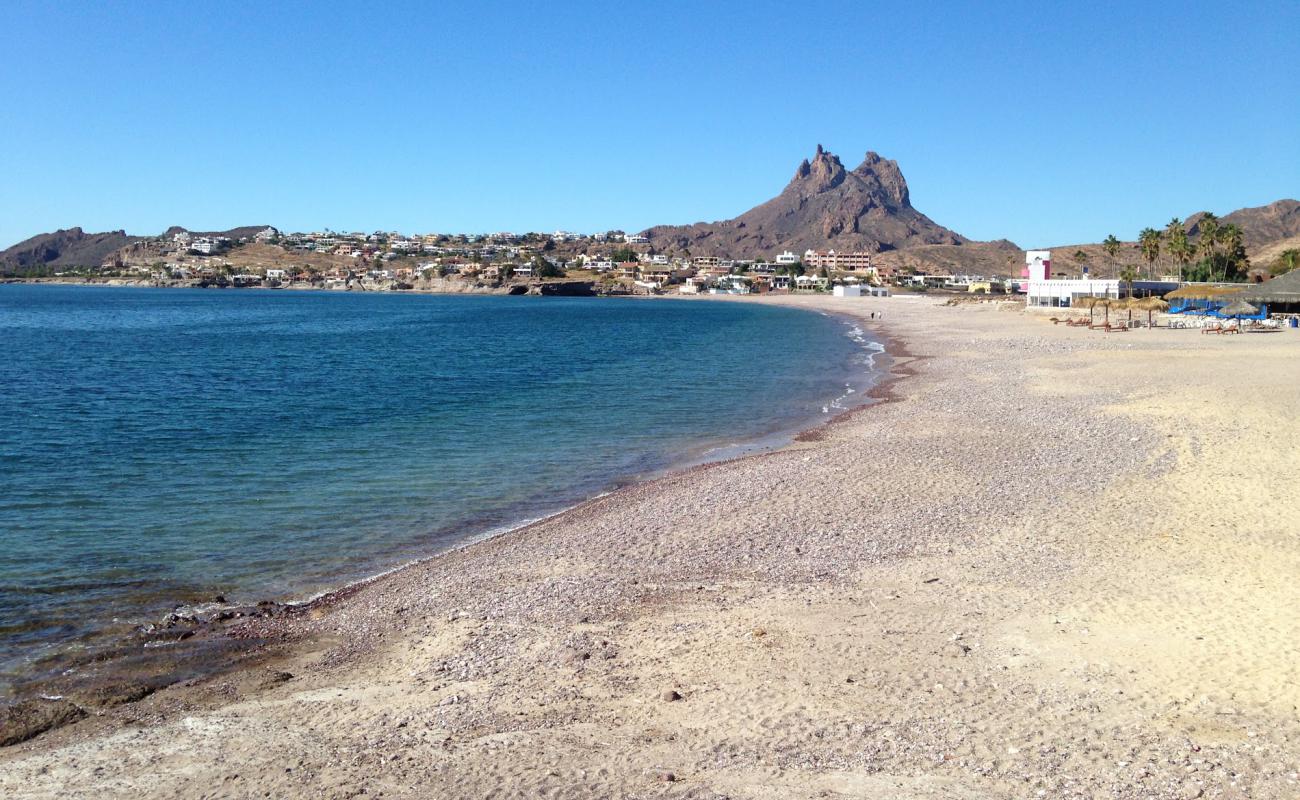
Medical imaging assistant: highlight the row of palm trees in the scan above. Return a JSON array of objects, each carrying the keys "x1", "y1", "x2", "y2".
[
  {"x1": 1075, "y1": 219, "x2": 1299, "y2": 286},
  {"x1": 1077, "y1": 216, "x2": 1246, "y2": 284},
  {"x1": 1111, "y1": 214, "x2": 1246, "y2": 283}
]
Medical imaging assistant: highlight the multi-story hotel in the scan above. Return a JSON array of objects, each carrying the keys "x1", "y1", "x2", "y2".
[{"x1": 802, "y1": 249, "x2": 873, "y2": 271}]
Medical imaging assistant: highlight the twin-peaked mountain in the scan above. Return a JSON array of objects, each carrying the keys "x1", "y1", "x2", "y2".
[{"x1": 642, "y1": 145, "x2": 971, "y2": 258}]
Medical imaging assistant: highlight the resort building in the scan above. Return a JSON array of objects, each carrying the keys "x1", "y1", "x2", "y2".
[
  {"x1": 1023, "y1": 251, "x2": 1176, "y2": 307},
  {"x1": 794, "y1": 275, "x2": 830, "y2": 291},
  {"x1": 708, "y1": 275, "x2": 751, "y2": 295},
  {"x1": 803, "y1": 249, "x2": 873, "y2": 272},
  {"x1": 636, "y1": 266, "x2": 673, "y2": 286}
]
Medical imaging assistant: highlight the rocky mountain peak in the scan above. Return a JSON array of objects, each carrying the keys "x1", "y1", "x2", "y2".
[
  {"x1": 853, "y1": 151, "x2": 910, "y2": 209},
  {"x1": 643, "y1": 145, "x2": 967, "y2": 258},
  {"x1": 790, "y1": 145, "x2": 846, "y2": 194}
]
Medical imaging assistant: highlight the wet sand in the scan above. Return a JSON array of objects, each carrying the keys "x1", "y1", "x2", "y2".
[{"x1": 2, "y1": 294, "x2": 1298, "y2": 799}]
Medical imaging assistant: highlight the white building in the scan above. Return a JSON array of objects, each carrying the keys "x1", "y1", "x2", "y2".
[
  {"x1": 1022, "y1": 252, "x2": 1178, "y2": 307},
  {"x1": 794, "y1": 275, "x2": 830, "y2": 291},
  {"x1": 832, "y1": 284, "x2": 862, "y2": 298},
  {"x1": 775, "y1": 250, "x2": 799, "y2": 265},
  {"x1": 189, "y1": 237, "x2": 221, "y2": 255},
  {"x1": 1026, "y1": 278, "x2": 1178, "y2": 308},
  {"x1": 708, "y1": 275, "x2": 750, "y2": 295}
]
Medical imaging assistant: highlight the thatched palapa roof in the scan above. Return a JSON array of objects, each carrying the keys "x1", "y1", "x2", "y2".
[
  {"x1": 1218, "y1": 299, "x2": 1260, "y2": 316},
  {"x1": 1163, "y1": 284, "x2": 1245, "y2": 301},
  {"x1": 1236, "y1": 269, "x2": 1300, "y2": 305}
]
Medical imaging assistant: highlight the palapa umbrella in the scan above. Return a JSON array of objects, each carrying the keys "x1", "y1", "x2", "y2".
[
  {"x1": 1094, "y1": 297, "x2": 1114, "y2": 327},
  {"x1": 1217, "y1": 299, "x2": 1259, "y2": 330},
  {"x1": 1073, "y1": 295, "x2": 1099, "y2": 324},
  {"x1": 1219, "y1": 299, "x2": 1259, "y2": 316},
  {"x1": 1134, "y1": 296, "x2": 1169, "y2": 328},
  {"x1": 1113, "y1": 295, "x2": 1137, "y2": 326}
]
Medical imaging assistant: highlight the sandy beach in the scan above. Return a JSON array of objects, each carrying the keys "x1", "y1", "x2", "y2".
[{"x1": 3, "y1": 294, "x2": 1298, "y2": 799}]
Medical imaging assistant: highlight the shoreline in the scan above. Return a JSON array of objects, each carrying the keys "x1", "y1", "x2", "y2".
[
  {"x1": 6, "y1": 294, "x2": 1299, "y2": 798},
  {"x1": 0, "y1": 291, "x2": 891, "y2": 717}
]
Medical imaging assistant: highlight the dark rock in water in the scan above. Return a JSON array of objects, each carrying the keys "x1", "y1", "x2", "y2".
[
  {"x1": 534, "y1": 281, "x2": 595, "y2": 296},
  {"x1": 214, "y1": 594, "x2": 227, "y2": 603},
  {"x1": 0, "y1": 698, "x2": 87, "y2": 747},
  {"x1": 139, "y1": 628, "x2": 196, "y2": 645},
  {"x1": 80, "y1": 682, "x2": 158, "y2": 708}
]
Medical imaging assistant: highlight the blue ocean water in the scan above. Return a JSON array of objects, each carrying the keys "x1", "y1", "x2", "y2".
[{"x1": 0, "y1": 285, "x2": 879, "y2": 692}]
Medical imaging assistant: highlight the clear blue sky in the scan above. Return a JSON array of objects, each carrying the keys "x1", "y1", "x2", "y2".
[{"x1": 2, "y1": 0, "x2": 1296, "y2": 249}]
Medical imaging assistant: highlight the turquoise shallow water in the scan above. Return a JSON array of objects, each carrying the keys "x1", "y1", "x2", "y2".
[{"x1": 0, "y1": 285, "x2": 879, "y2": 692}]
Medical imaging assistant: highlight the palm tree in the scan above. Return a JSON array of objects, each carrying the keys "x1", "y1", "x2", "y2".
[
  {"x1": 1197, "y1": 212, "x2": 1220, "y2": 281},
  {"x1": 1073, "y1": 249, "x2": 1090, "y2": 276},
  {"x1": 1138, "y1": 228, "x2": 1161, "y2": 279},
  {"x1": 1219, "y1": 223, "x2": 1244, "y2": 281},
  {"x1": 1119, "y1": 265, "x2": 1138, "y2": 298},
  {"x1": 1165, "y1": 218, "x2": 1189, "y2": 281},
  {"x1": 1102, "y1": 235, "x2": 1121, "y2": 274},
  {"x1": 1276, "y1": 248, "x2": 1300, "y2": 275}
]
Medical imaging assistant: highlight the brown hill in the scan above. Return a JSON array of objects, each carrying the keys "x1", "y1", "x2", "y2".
[
  {"x1": 642, "y1": 146, "x2": 971, "y2": 259},
  {"x1": 162, "y1": 225, "x2": 275, "y2": 240},
  {"x1": 2, "y1": 225, "x2": 275, "y2": 275},
  {"x1": 1187, "y1": 199, "x2": 1300, "y2": 247},
  {"x1": 872, "y1": 240, "x2": 1024, "y2": 277},
  {"x1": 1040, "y1": 199, "x2": 1300, "y2": 279},
  {"x1": 0, "y1": 228, "x2": 142, "y2": 274}
]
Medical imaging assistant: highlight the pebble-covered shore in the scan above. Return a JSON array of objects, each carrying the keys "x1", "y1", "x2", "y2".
[{"x1": 2, "y1": 295, "x2": 1298, "y2": 799}]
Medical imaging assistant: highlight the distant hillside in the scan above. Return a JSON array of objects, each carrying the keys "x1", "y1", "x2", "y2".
[
  {"x1": 2, "y1": 225, "x2": 273, "y2": 275},
  {"x1": 643, "y1": 146, "x2": 973, "y2": 259},
  {"x1": 162, "y1": 225, "x2": 275, "y2": 241},
  {"x1": 872, "y1": 240, "x2": 1024, "y2": 277},
  {"x1": 1041, "y1": 199, "x2": 1300, "y2": 279},
  {"x1": 0, "y1": 228, "x2": 142, "y2": 274},
  {"x1": 1188, "y1": 199, "x2": 1300, "y2": 247}
]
